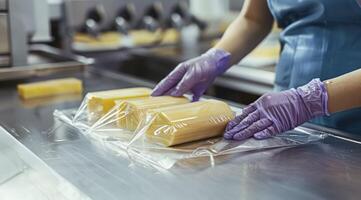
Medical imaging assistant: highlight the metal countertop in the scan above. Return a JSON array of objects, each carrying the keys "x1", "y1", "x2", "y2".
[{"x1": 0, "y1": 67, "x2": 361, "y2": 200}]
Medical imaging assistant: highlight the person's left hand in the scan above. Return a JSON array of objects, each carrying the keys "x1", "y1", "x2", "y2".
[
  {"x1": 224, "y1": 79, "x2": 329, "y2": 140},
  {"x1": 151, "y1": 48, "x2": 231, "y2": 101}
]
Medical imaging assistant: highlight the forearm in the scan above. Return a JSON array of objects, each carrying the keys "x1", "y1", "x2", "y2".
[
  {"x1": 214, "y1": 0, "x2": 274, "y2": 65},
  {"x1": 324, "y1": 68, "x2": 361, "y2": 113}
]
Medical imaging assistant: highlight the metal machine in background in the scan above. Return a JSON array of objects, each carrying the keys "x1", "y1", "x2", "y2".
[
  {"x1": 0, "y1": 0, "x2": 37, "y2": 67},
  {"x1": 60, "y1": 0, "x2": 206, "y2": 52},
  {"x1": 63, "y1": 0, "x2": 200, "y2": 34},
  {"x1": 0, "y1": 0, "x2": 88, "y2": 81},
  {"x1": 55, "y1": 0, "x2": 275, "y2": 104}
]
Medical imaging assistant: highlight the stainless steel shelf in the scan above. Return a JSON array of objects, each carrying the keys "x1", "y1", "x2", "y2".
[
  {"x1": 0, "y1": 45, "x2": 92, "y2": 81},
  {"x1": 217, "y1": 64, "x2": 276, "y2": 95}
]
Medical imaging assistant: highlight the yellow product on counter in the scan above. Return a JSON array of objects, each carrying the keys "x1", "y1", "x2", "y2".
[
  {"x1": 17, "y1": 78, "x2": 83, "y2": 100},
  {"x1": 74, "y1": 32, "x2": 121, "y2": 45},
  {"x1": 159, "y1": 29, "x2": 180, "y2": 44},
  {"x1": 117, "y1": 96, "x2": 189, "y2": 131},
  {"x1": 146, "y1": 99, "x2": 235, "y2": 147},
  {"x1": 129, "y1": 30, "x2": 162, "y2": 46},
  {"x1": 73, "y1": 29, "x2": 179, "y2": 50},
  {"x1": 87, "y1": 87, "x2": 152, "y2": 118},
  {"x1": 130, "y1": 28, "x2": 179, "y2": 46}
]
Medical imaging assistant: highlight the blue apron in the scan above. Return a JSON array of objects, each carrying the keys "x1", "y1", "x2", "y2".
[{"x1": 268, "y1": 0, "x2": 361, "y2": 134}]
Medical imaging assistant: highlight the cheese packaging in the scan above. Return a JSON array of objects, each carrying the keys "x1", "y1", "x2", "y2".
[
  {"x1": 86, "y1": 87, "x2": 152, "y2": 120},
  {"x1": 144, "y1": 99, "x2": 235, "y2": 147},
  {"x1": 17, "y1": 78, "x2": 83, "y2": 100},
  {"x1": 116, "y1": 96, "x2": 189, "y2": 131}
]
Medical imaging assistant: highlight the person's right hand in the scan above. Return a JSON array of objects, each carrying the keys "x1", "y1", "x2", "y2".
[
  {"x1": 151, "y1": 49, "x2": 231, "y2": 101},
  {"x1": 223, "y1": 79, "x2": 329, "y2": 140}
]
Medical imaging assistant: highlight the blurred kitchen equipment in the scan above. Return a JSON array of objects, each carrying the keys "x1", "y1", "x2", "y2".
[{"x1": 0, "y1": 0, "x2": 88, "y2": 80}]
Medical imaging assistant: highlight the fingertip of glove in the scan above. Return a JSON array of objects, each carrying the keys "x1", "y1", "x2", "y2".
[
  {"x1": 151, "y1": 91, "x2": 160, "y2": 96},
  {"x1": 223, "y1": 130, "x2": 235, "y2": 140},
  {"x1": 170, "y1": 90, "x2": 179, "y2": 96},
  {"x1": 192, "y1": 95, "x2": 200, "y2": 102},
  {"x1": 225, "y1": 124, "x2": 233, "y2": 132},
  {"x1": 223, "y1": 133, "x2": 233, "y2": 140},
  {"x1": 151, "y1": 87, "x2": 164, "y2": 96},
  {"x1": 170, "y1": 90, "x2": 185, "y2": 97},
  {"x1": 233, "y1": 132, "x2": 249, "y2": 141},
  {"x1": 253, "y1": 132, "x2": 271, "y2": 140}
]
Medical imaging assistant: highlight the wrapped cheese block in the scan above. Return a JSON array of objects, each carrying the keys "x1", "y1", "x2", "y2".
[
  {"x1": 117, "y1": 96, "x2": 189, "y2": 131},
  {"x1": 87, "y1": 87, "x2": 152, "y2": 118},
  {"x1": 145, "y1": 99, "x2": 235, "y2": 146},
  {"x1": 17, "y1": 78, "x2": 83, "y2": 100}
]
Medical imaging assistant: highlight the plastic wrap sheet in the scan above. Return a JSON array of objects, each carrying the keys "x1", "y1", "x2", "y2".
[
  {"x1": 54, "y1": 98, "x2": 135, "y2": 145},
  {"x1": 122, "y1": 110, "x2": 327, "y2": 169},
  {"x1": 55, "y1": 95, "x2": 190, "y2": 142},
  {"x1": 54, "y1": 98, "x2": 328, "y2": 170},
  {"x1": 56, "y1": 93, "x2": 99, "y2": 132},
  {"x1": 66, "y1": 87, "x2": 153, "y2": 132}
]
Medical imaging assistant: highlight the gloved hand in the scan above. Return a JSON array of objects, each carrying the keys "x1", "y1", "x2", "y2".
[
  {"x1": 151, "y1": 48, "x2": 231, "y2": 101},
  {"x1": 224, "y1": 79, "x2": 329, "y2": 140}
]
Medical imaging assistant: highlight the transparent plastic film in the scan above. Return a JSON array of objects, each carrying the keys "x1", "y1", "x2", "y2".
[
  {"x1": 128, "y1": 99, "x2": 234, "y2": 148},
  {"x1": 53, "y1": 88, "x2": 328, "y2": 170},
  {"x1": 55, "y1": 87, "x2": 153, "y2": 131},
  {"x1": 85, "y1": 96, "x2": 190, "y2": 141},
  {"x1": 125, "y1": 100, "x2": 328, "y2": 169}
]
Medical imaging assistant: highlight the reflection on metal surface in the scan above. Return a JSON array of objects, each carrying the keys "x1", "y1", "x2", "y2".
[
  {"x1": 20, "y1": 93, "x2": 82, "y2": 109},
  {"x1": 43, "y1": 119, "x2": 81, "y2": 143},
  {"x1": 0, "y1": 126, "x2": 91, "y2": 200}
]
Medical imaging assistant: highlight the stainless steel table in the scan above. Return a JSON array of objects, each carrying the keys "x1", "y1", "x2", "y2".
[{"x1": 0, "y1": 67, "x2": 360, "y2": 200}]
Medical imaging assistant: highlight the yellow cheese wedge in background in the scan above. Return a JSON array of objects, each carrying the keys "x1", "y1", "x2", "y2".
[
  {"x1": 117, "y1": 96, "x2": 190, "y2": 131},
  {"x1": 130, "y1": 29, "x2": 180, "y2": 45},
  {"x1": 87, "y1": 87, "x2": 152, "y2": 118},
  {"x1": 73, "y1": 29, "x2": 179, "y2": 48},
  {"x1": 74, "y1": 32, "x2": 121, "y2": 45},
  {"x1": 146, "y1": 99, "x2": 235, "y2": 147},
  {"x1": 17, "y1": 78, "x2": 83, "y2": 100}
]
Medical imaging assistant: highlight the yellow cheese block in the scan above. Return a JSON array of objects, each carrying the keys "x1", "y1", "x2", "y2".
[
  {"x1": 117, "y1": 96, "x2": 189, "y2": 131},
  {"x1": 130, "y1": 29, "x2": 180, "y2": 45},
  {"x1": 74, "y1": 32, "x2": 121, "y2": 45},
  {"x1": 130, "y1": 30, "x2": 161, "y2": 45},
  {"x1": 146, "y1": 99, "x2": 235, "y2": 147},
  {"x1": 160, "y1": 29, "x2": 180, "y2": 44},
  {"x1": 74, "y1": 29, "x2": 179, "y2": 48},
  {"x1": 87, "y1": 87, "x2": 152, "y2": 118},
  {"x1": 17, "y1": 78, "x2": 83, "y2": 100}
]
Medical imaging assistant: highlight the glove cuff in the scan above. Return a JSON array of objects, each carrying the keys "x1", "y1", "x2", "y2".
[
  {"x1": 204, "y1": 48, "x2": 231, "y2": 75},
  {"x1": 296, "y1": 79, "x2": 330, "y2": 118}
]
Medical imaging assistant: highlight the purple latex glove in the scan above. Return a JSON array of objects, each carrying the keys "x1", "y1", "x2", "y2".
[
  {"x1": 151, "y1": 48, "x2": 231, "y2": 101},
  {"x1": 224, "y1": 79, "x2": 329, "y2": 140}
]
